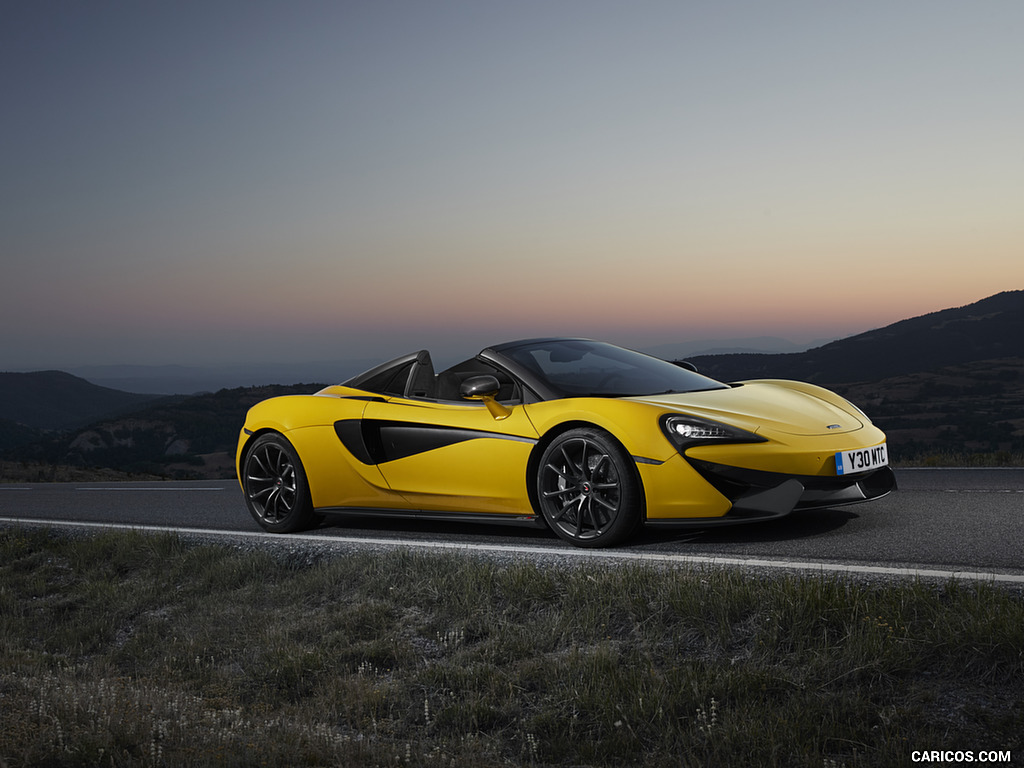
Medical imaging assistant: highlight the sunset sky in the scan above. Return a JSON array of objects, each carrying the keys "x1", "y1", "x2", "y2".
[{"x1": 3, "y1": 1, "x2": 1022, "y2": 369}]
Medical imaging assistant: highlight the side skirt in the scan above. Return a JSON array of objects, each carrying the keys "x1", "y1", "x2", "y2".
[{"x1": 314, "y1": 506, "x2": 548, "y2": 529}]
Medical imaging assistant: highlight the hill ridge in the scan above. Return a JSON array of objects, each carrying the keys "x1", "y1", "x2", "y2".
[
  {"x1": 0, "y1": 370, "x2": 158, "y2": 431},
  {"x1": 3, "y1": 290, "x2": 1023, "y2": 475},
  {"x1": 689, "y1": 290, "x2": 1024, "y2": 384}
]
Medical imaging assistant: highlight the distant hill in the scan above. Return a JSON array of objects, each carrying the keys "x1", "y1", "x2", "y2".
[
  {"x1": 834, "y1": 357, "x2": 1024, "y2": 461},
  {"x1": 4, "y1": 290, "x2": 1024, "y2": 477},
  {"x1": 66, "y1": 359, "x2": 381, "y2": 395},
  {"x1": 687, "y1": 290, "x2": 1024, "y2": 384},
  {"x1": 0, "y1": 371, "x2": 160, "y2": 431},
  {"x1": 641, "y1": 336, "x2": 814, "y2": 360},
  {"x1": 5, "y1": 383, "x2": 326, "y2": 480},
  {"x1": 0, "y1": 417, "x2": 44, "y2": 453}
]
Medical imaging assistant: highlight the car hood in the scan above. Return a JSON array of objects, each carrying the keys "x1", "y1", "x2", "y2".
[{"x1": 627, "y1": 382, "x2": 864, "y2": 436}]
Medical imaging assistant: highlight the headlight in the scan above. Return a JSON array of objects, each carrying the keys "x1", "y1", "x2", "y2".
[{"x1": 660, "y1": 414, "x2": 767, "y2": 450}]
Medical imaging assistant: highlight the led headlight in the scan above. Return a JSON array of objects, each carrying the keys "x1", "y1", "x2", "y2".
[{"x1": 660, "y1": 414, "x2": 766, "y2": 450}]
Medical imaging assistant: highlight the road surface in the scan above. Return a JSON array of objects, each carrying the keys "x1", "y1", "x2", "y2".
[{"x1": 1, "y1": 468, "x2": 1022, "y2": 581}]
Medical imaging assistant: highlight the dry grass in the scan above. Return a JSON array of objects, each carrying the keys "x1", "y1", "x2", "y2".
[{"x1": 1, "y1": 527, "x2": 1022, "y2": 767}]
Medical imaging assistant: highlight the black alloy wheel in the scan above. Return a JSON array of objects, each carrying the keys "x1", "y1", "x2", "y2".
[
  {"x1": 536, "y1": 427, "x2": 640, "y2": 547},
  {"x1": 242, "y1": 433, "x2": 318, "y2": 533}
]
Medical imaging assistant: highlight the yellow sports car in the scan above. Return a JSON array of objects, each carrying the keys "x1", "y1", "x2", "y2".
[{"x1": 237, "y1": 338, "x2": 895, "y2": 547}]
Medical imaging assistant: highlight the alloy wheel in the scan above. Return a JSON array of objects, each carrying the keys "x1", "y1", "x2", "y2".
[
  {"x1": 539, "y1": 435, "x2": 624, "y2": 541},
  {"x1": 245, "y1": 440, "x2": 299, "y2": 525}
]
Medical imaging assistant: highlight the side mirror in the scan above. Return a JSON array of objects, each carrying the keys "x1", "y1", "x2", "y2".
[
  {"x1": 459, "y1": 375, "x2": 511, "y2": 420},
  {"x1": 459, "y1": 375, "x2": 500, "y2": 400},
  {"x1": 674, "y1": 360, "x2": 698, "y2": 373}
]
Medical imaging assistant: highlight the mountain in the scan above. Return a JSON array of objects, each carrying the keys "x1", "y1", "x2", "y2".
[
  {"x1": 11, "y1": 383, "x2": 325, "y2": 479},
  {"x1": 0, "y1": 417, "x2": 44, "y2": 453},
  {"x1": 641, "y1": 336, "x2": 814, "y2": 359},
  {"x1": 65, "y1": 359, "x2": 380, "y2": 395},
  {"x1": 0, "y1": 371, "x2": 160, "y2": 431},
  {"x1": 687, "y1": 290, "x2": 1024, "y2": 384},
  {"x1": 4, "y1": 290, "x2": 1023, "y2": 477},
  {"x1": 834, "y1": 357, "x2": 1024, "y2": 461}
]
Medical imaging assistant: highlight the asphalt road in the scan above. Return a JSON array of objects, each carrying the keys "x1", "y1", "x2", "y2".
[{"x1": 1, "y1": 468, "x2": 1022, "y2": 579}]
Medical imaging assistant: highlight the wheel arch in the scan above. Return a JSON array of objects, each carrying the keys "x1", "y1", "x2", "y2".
[
  {"x1": 525, "y1": 420, "x2": 647, "y2": 520},
  {"x1": 236, "y1": 427, "x2": 286, "y2": 485},
  {"x1": 239, "y1": 429, "x2": 320, "y2": 533}
]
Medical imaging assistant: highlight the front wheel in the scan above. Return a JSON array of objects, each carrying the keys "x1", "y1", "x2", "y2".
[
  {"x1": 242, "y1": 433, "x2": 318, "y2": 533},
  {"x1": 535, "y1": 428, "x2": 640, "y2": 548}
]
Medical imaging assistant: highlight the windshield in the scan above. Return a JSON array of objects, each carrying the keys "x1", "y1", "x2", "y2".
[{"x1": 498, "y1": 339, "x2": 729, "y2": 397}]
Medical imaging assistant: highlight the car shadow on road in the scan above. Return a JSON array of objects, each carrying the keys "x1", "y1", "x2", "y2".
[
  {"x1": 317, "y1": 512, "x2": 554, "y2": 543},
  {"x1": 630, "y1": 507, "x2": 860, "y2": 547},
  {"x1": 316, "y1": 507, "x2": 859, "y2": 548}
]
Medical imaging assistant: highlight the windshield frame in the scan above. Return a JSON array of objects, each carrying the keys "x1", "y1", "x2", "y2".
[{"x1": 481, "y1": 338, "x2": 729, "y2": 401}]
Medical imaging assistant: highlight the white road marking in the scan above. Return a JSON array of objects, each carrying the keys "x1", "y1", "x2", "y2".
[
  {"x1": 2, "y1": 516, "x2": 1023, "y2": 585},
  {"x1": 75, "y1": 487, "x2": 228, "y2": 492},
  {"x1": 943, "y1": 489, "x2": 1024, "y2": 493},
  {"x1": 898, "y1": 467, "x2": 1022, "y2": 470}
]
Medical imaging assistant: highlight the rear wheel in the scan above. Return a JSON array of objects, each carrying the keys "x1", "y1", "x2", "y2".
[
  {"x1": 536, "y1": 428, "x2": 640, "y2": 547},
  {"x1": 242, "y1": 433, "x2": 318, "y2": 533}
]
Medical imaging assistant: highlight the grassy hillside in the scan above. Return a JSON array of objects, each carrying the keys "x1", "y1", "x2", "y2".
[
  {"x1": 836, "y1": 357, "x2": 1024, "y2": 464},
  {"x1": 2, "y1": 383, "x2": 323, "y2": 480},
  {"x1": 0, "y1": 417, "x2": 43, "y2": 453},
  {"x1": 2, "y1": 528, "x2": 1021, "y2": 767}
]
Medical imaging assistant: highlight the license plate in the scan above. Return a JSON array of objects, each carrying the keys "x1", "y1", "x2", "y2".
[{"x1": 835, "y1": 442, "x2": 888, "y2": 475}]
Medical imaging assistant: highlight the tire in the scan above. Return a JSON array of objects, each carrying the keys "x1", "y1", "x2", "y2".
[
  {"x1": 242, "y1": 433, "x2": 318, "y2": 533},
  {"x1": 535, "y1": 427, "x2": 640, "y2": 547}
]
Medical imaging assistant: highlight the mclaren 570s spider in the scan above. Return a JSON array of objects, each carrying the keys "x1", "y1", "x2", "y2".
[{"x1": 237, "y1": 338, "x2": 895, "y2": 547}]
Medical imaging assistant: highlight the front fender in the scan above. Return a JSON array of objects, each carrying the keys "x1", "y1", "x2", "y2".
[{"x1": 523, "y1": 398, "x2": 677, "y2": 463}]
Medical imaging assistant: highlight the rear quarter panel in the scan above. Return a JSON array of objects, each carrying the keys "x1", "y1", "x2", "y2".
[{"x1": 237, "y1": 392, "x2": 403, "y2": 510}]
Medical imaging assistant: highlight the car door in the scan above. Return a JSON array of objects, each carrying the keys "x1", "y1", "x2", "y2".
[{"x1": 359, "y1": 393, "x2": 540, "y2": 516}]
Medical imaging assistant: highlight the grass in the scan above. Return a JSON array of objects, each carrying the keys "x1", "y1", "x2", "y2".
[{"x1": 1, "y1": 528, "x2": 1022, "y2": 767}]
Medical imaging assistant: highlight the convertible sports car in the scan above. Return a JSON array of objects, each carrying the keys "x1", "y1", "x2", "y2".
[{"x1": 237, "y1": 338, "x2": 895, "y2": 547}]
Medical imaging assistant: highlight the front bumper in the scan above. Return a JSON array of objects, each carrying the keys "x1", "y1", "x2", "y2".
[
  {"x1": 642, "y1": 457, "x2": 896, "y2": 528},
  {"x1": 690, "y1": 458, "x2": 896, "y2": 517}
]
